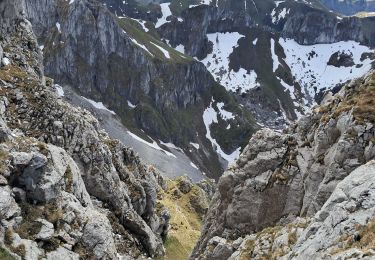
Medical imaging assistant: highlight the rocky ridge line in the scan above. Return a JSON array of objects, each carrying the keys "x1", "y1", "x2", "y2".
[{"x1": 0, "y1": 0, "x2": 175, "y2": 258}]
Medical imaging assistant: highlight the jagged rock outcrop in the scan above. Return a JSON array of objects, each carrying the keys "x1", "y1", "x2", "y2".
[
  {"x1": 282, "y1": 12, "x2": 365, "y2": 45},
  {"x1": 192, "y1": 71, "x2": 375, "y2": 259},
  {"x1": 0, "y1": 1, "x2": 172, "y2": 258},
  {"x1": 195, "y1": 161, "x2": 375, "y2": 259}
]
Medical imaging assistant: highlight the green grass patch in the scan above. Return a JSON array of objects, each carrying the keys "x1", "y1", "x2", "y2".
[
  {"x1": 117, "y1": 17, "x2": 193, "y2": 63},
  {"x1": 0, "y1": 247, "x2": 16, "y2": 260},
  {"x1": 158, "y1": 236, "x2": 190, "y2": 260},
  {"x1": 156, "y1": 179, "x2": 208, "y2": 260}
]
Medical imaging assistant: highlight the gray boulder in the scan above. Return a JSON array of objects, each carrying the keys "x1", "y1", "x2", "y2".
[
  {"x1": 13, "y1": 145, "x2": 92, "y2": 206},
  {"x1": 81, "y1": 211, "x2": 117, "y2": 259},
  {"x1": 0, "y1": 186, "x2": 21, "y2": 220},
  {"x1": 35, "y1": 218, "x2": 54, "y2": 240}
]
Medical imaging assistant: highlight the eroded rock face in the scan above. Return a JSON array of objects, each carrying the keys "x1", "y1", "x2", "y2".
[
  {"x1": 194, "y1": 160, "x2": 375, "y2": 260},
  {"x1": 23, "y1": 0, "x2": 217, "y2": 152},
  {"x1": 0, "y1": 1, "x2": 170, "y2": 258},
  {"x1": 287, "y1": 160, "x2": 375, "y2": 259},
  {"x1": 0, "y1": 0, "x2": 25, "y2": 31},
  {"x1": 192, "y1": 73, "x2": 375, "y2": 259}
]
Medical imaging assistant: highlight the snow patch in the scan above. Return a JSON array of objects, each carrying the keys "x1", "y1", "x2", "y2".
[
  {"x1": 130, "y1": 38, "x2": 154, "y2": 57},
  {"x1": 203, "y1": 99, "x2": 240, "y2": 163},
  {"x1": 127, "y1": 101, "x2": 136, "y2": 108},
  {"x1": 279, "y1": 38, "x2": 375, "y2": 98},
  {"x1": 270, "y1": 38, "x2": 281, "y2": 72},
  {"x1": 81, "y1": 96, "x2": 116, "y2": 115},
  {"x1": 275, "y1": 1, "x2": 285, "y2": 7},
  {"x1": 127, "y1": 131, "x2": 176, "y2": 158},
  {"x1": 56, "y1": 22, "x2": 61, "y2": 33},
  {"x1": 217, "y1": 102, "x2": 235, "y2": 120},
  {"x1": 160, "y1": 141, "x2": 184, "y2": 153},
  {"x1": 190, "y1": 142, "x2": 200, "y2": 150},
  {"x1": 271, "y1": 7, "x2": 289, "y2": 24},
  {"x1": 130, "y1": 18, "x2": 149, "y2": 32},
  {"x1": 190, "y1": 162, "x2": 199, "y2": 170},
  {"x1": 202, "y1": 32, "x2": 260, "y2": 93},
  {"x1": 54, "y1": 84, "x2": 64, "y2": 97},
  {"x1": 2, "y1": 57, "x2": 10, "y2": 66},
  {"x1": 156, "y1": 3, "x2": 172, "y2": 28},
  {"x1": 175, "y1": 44, "x2": 185, "y2": 54},
  {"x1": 151, "y1": 42, "x2": 170, "y2": 59}
]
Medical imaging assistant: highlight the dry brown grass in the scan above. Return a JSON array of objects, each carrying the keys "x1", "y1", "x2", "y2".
[
  {"x1": 316, "y1": 73, "x2": 375, "y2": 125},
  {"x1": 332, "y1": 218, "x2": 375, "y2": 256},
  {"x1": 0, "y1": 150, "x2": 9, "y2": 174},
  {"x1": 334, "y1": 76, "x2": 375, "y2": 124}
]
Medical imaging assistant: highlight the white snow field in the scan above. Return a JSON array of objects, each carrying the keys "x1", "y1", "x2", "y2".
[
  {"x1": 202, "y1": 32, "x2": 260, "y2": 93},
  {"x1": 279, "y1": 39, "x2": 374, "y2": 97}
]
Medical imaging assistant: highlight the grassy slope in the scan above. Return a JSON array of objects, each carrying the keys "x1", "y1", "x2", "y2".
[
  {"x1": 157, "y1": 178, "x2": 209, "y2": 260},
  {"x1": 117, "y1": 16, "x2": 193, "y2": 63}
]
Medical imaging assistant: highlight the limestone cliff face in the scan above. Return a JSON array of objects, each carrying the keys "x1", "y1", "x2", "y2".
[
  {"x1": 157, "y1": 0, "x2": 375, "y2": 59},
  {"x1": 0, "y1": 1, "x2": 173, "y2": 258},
  {"x1": 22, "y1": 0, "x2": 258, "y2": 178},
  {"x1": 192, "y1": 71, "x2": 375, "y2": 259},
  {"x1": 24, "y1": 0, "x2": 213, "y2": 128},
  {"x1": 0, "y1": 0, "x2": 25, "y2": 31},
  {"x1": 98, "y1": 0, "x2": 375, "y2": 132}
]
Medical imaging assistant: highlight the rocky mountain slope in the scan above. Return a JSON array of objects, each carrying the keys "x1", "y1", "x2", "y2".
[
  {"x1": 319, "y1": 0, "x2": 375, "y2": 15},
  {"x1": 96, "y1": 0, "x2": 375, "y2": 163},
  {"x1": 191, "y1": 70, "x2": 375, "y2": 259},
  {"x1": 1, "y1": 1, "x2": 375, "y2": 259},
  {"x1": 23, "y1": 0, "x2": 258, "y2": 179},
  {"x1": 20, "y1": 0, "x2": 375, "y2": 181},
  {"x1": 0, "y1": 1, "x2": 213, "y2": 259}
]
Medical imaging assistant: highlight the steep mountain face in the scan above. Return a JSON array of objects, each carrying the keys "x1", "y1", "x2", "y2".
[
  {"x1": 23, "y1": 0, "x2": 258, "y2": 180},
  {"x1": 99, "y1": 0, "x2": 375, "y2": 130},
  {"x1": 0, "y1": 1, "x2": 198, "y2": 258},
  {"x1": 191, "y1": 70, "x2": 375, "y2": 259},
  {"x1": 319, "y1": 0, "x2": 375, "y2": 15},
  {"x1": 21, "y1": 0, "x2": 375, "y2": 180}
]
